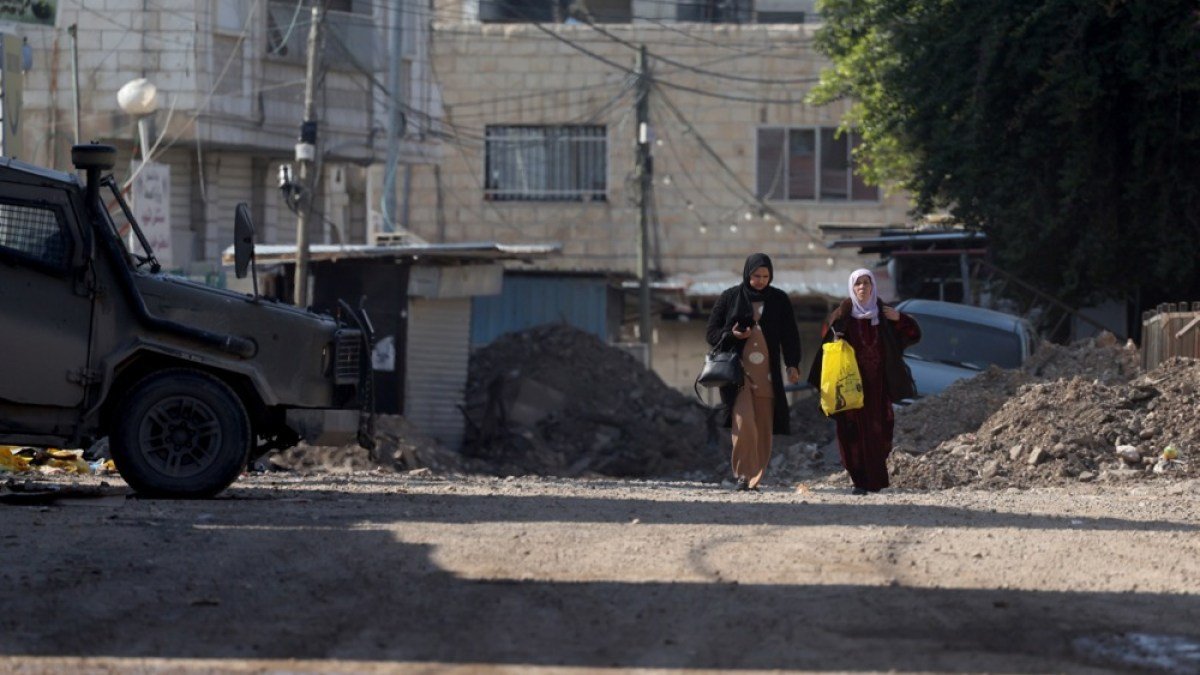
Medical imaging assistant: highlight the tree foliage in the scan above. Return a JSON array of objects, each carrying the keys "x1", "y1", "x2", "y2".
[{"x1": 811, "y1": 0, "x2": 1200, "y2": 305}]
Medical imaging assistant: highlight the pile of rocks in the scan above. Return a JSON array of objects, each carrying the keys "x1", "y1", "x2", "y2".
[
  {"x1": 1021, "y1": 331, "x2": 1141, "y2": 383},
  {"x1": 893, "y1": 333, "x2": 1143, "y2": 457},
  {"x1": 272, "y1": 324, "x2": 1190, "y2": 492},
  {"x1": 460, "y1": 324, "x2": 722, "y2": 479},
  {"x1": 891, "y1": 351, "x2": 1198, "y2": 489},
  {"x1": 268, "y1": 324, "x2": 836, "y2": 481},
  {"x1": 892, "y1": 366, "x2": 1034, "y2": 457},
  {"x1": 266, "y1": 415, "x2": 473, "y2": 475}
]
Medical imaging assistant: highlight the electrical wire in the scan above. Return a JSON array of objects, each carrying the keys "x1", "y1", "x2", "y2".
[
  {"x1": 266, "y1": 0, "x2": 307, "y2": 55},
  {"x1": 650, "y1": 81, "x2": 829, "y2": 247},
  {"x1": 574, "y1": 17, "x2": 819, "y2": 85},
  {"x1": 530, "y1": 23, "x2": 808, "y2": 104},
  {"x1": 318, "y1": 0, "x2": 825, "y2": 36},
  {"x1": 131, "y1": 0, "x2": 262, "y2": 165},
  {"x1": 268, "y1": 0, "x2": 827, "y2": 54}
]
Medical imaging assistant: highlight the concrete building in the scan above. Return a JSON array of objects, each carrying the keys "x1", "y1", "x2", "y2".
[
  {"x1": 407, "y1": 0, "x2": 912, "y2": 388},
  {"x1": 4, "y1": 0, "x2": 916, "y2": 394},
  {"x1": 11, "y1": 0, "x2": 437, "y2": 286}
]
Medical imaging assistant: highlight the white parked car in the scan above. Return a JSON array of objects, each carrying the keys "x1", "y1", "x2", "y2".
[{"x1": 896, "y1": 299, "x2": 1038, "y2": 397}]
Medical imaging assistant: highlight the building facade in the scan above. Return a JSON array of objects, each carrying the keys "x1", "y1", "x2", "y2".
[
  {"x1": 12, "y1": 0, "x2": 437, "y2": 284},
  {"x1": 407, "y1": 0, "x2": 912, "y2": 387}
]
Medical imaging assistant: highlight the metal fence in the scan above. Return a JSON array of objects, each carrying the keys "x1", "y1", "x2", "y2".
[{"x1": 1141, "y1": 302, "x2": 1200, "y2": 370}]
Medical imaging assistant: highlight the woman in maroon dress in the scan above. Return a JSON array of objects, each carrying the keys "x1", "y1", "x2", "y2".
[{"x1": 807, "y1": 269, "x2": 921, "y2": 494}]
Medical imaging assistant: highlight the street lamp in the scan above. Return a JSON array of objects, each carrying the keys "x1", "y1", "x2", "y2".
[{"x1": 116, "y1": 78, "x2": 159, "y2": 160}]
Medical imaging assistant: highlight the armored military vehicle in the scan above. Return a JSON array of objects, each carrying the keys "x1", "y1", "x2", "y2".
[{"x1": 0, "y1": 144, "x2": 372, "y2": 497}]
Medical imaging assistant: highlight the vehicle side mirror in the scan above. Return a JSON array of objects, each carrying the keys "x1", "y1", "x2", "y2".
[{"x1": 233, "y1": 203, "x2": 255, "y2": 279}]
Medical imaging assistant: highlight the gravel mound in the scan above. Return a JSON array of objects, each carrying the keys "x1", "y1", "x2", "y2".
[
  {"x1": 267, "y1": 416, "x2": 475, "y2": 475},
  {"x1": 268, "y1": 324, "x2": 836, "y2": 481},
  {"x1": 460, "y1": 324, "x2": 720, "y2": 478},
  {"x1": 891, "y1": 350, "x2": 1198, "y2": 490},
  {"x1": 894, "y1": 333, "x2": 1142, "y2": 457},
  {"x1": 893, "y1": 366, "x2": 1034, "y2": 457},
  {"x1": 271, "y1": 325, "x2": 1192, "y2": 492}
]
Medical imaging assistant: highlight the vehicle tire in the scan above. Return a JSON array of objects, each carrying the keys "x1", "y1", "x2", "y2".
[{"x1": 110, "y1": 369, "x2": 251, "y2": 498}]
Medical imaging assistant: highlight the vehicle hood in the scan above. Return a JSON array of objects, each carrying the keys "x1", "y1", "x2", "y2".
[
  {"x1": 134, "y1": 274, "x2": 341, "y2": 345},
  {"x1": 904, "y1": 356, "x2": 982, "y2": 398}
]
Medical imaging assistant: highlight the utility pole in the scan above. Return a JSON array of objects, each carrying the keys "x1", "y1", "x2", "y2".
[
  {"x1": 68, "y1": 24, "x2": 80, "y2": 144},
  {"x1": 294, "y1": 1, "x2": 324, "y2": 307},
  {"x1": 382, "y1": 0, "x2": 403, "y2": 235},
  {"x1": 635, "y1": 45, "x2": 653, "y2": 367}
]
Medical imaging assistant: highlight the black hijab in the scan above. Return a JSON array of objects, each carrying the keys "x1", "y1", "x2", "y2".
[{"x1": 726, "y1": 252, "x2": 774, "y2": 331}]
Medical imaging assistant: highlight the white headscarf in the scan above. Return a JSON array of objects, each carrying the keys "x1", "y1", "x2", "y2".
[{"x1": 848, "y1": 268, "x2": 879, "y2": 325}]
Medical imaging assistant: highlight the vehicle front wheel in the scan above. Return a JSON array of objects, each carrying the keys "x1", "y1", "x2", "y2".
[{"x1": 110, "y1": 369, "x2": 251, "y2": 498}]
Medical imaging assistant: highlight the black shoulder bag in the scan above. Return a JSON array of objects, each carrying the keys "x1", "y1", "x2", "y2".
[{"x1": 694, "y1": 333, "x2": 743, "y2": 402}]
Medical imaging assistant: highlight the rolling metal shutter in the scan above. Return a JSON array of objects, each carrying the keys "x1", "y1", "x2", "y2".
[{"x1": 404, "y1": 297, "x2": 471, "y2": 449}]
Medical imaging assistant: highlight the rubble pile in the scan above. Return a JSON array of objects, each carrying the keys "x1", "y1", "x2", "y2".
[
  {"x1": 267, "y1": 415, "x2": 476, "y2": 474},
  {"x1": 893, "y1": 367, "x2": 1034, "y2": 457},
  {"x1": 268, "y1": 442, "x2": 377, "y2": 473},
  {"x1": 891, "y1": 355, "x2": 1199, "y2": 489},
  {"x1": 1021, "y1": 331, "x2": 1141, "y2": 383},
  {"x1": 267, "y1": 326, "x2": 1185, "y2": 492},
  {"x1": 460, "y1": 324, "x2": 722, "y2": 478},
  {"x1": 893, "y1": 334, "x2": 1142, "y2": 456},
  {"x1": 268, "y1": 325, "x2": 835, "y2": 481},
  {"x1": 789, "y1": 389, "x2": 838, "y2": 447}
]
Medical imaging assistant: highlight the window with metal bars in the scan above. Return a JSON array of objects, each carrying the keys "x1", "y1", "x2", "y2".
[
  {"x1": 485, "y1": 125, "x2": 608, "y2": 202},
  {"x1": 756, "y1": 127, "x2": 879, "y2": 202},
  {"x1": 0, "y1": 202, "x2": 68, "y2": 269}
]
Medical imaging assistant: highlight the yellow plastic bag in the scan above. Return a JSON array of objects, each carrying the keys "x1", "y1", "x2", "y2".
[{"x1": 819, "y1": 338, "x2": 864, "y2": 416}]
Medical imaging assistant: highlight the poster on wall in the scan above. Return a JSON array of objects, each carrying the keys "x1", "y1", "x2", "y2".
[
  {"x1": 0, "y1": 0, "x2": 57, "y2": 27},
  {"x1": 131, "y1": 161, "x2": 173, "y2": 269}
]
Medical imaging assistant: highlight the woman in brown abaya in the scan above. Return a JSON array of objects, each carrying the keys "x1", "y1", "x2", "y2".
[
  {"x1": 706, "y1": 253, "x2": 802, "y2": 491},
  {"x1": 807, "y1": 269, "x2": 921, "y2": 494}
]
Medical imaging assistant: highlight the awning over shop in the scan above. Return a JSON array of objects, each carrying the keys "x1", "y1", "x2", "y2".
[
  {"x1": 622, "y1": 268, "x2": 853, "y2": 301},
  {"x1": 221, "y1": 241, "x2": 562, "y2": 266}
]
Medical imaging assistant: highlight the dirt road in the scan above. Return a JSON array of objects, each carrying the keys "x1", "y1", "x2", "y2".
[{"x1": 2, "y1": 473, "x2": 1199, "y2": 673}]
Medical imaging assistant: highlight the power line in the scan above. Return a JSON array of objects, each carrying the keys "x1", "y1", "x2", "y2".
[
  {"x1": 574, "y1": 17, "x2": 820, "y2": 85},
  {"x1": 335, "y1": 0, "x2": 826, "y2": 36},
  {"x1": 650, "y1": 81, "x2": 829, "y2": 247},
  {"x1": 530, "y1": 23, "x2": 809, "y2": 104}
]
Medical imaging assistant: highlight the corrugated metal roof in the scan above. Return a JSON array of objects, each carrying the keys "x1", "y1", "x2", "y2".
[
  {"x1": 829, "y1": 230, "x2": 987, "y2": 249},
  {"x1": 624, "y1": 269, "x2": 851, "y2": 300},
  {"x1": 221, "y1": 241, "x2": 562, "y2": 265}
]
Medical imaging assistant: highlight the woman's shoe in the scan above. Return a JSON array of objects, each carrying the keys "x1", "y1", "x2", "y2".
[
  {"x1": 851, "y1": 487, "x2": 868, "y2": 495},
  {"x1": 735, "y1": 477, "x2": 750, "y2": 491}
]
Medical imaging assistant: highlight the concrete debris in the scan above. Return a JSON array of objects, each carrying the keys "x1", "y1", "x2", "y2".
[
  {"x1": 268, "y1": 325, "x2": 1196, "y2": 492},
  {"x1": 456, "y1": 324, "x2": 837, "y2": 481},
  {"x1": 457, "y1": 324, "x2": 716, "y2": 478},
  {"x1": 890, "y1": 331, "x2": 1199, "y2": 489},
  {"x1": 268, "y1": 415, "x2": 469, "y2": 475}
]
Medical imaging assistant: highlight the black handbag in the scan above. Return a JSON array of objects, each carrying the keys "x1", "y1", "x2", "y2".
[{"x1": 695, "y1": 333, "x2": 743, "y2": 390}]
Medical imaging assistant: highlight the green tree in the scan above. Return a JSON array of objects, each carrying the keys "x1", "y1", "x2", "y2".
[{"x1": 811, "y1": 0, "x2": 1200, "y2": 306}]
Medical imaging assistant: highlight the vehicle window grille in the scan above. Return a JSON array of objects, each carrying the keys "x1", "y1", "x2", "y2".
[
  {"x1": 334, "y1": 332, "x2": 362, "y2": 384},
  {"x1": 0, "y1": 203, "x2": 67, "y2": 267}
]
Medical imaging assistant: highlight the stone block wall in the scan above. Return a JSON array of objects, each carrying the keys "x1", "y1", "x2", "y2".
[{"x1": 411, "y1": 19, "x2": 910, "y2": 280}]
